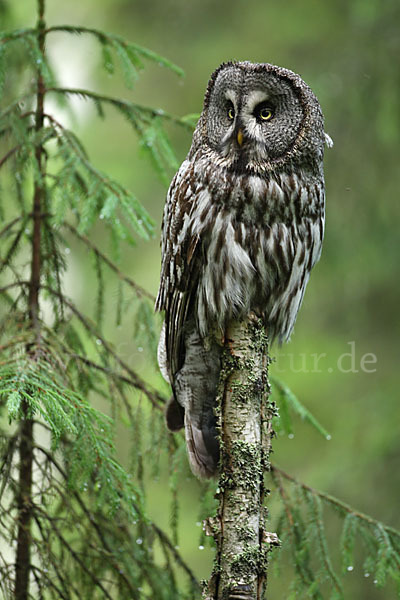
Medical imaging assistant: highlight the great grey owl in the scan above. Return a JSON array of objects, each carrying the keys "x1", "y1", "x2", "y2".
[{"x1": 156, "y1": 61, "x2": 328, "y2": 478}]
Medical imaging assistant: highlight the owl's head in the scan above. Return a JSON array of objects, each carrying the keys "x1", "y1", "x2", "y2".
[{"x1": 192, "y1": 61, "x2": 325, "y2": 174}]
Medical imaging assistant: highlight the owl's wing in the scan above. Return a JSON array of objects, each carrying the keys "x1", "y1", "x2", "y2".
[{"x1": 155, "y1": 160, "x2": 201, "y2": 380}]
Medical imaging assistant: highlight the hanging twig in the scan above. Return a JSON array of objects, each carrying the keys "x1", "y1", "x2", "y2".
[
  {"x1": 42, "y1": 284, "x2": 166, "y2": 409},
  {"x1": 271, "y1": 465, "x2": 400, "y2": 539},
  {"x1": 63, "y1": 222, "x2": 155, "y2": 302}
]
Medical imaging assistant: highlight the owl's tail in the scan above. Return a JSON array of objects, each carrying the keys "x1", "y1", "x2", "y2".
[
  {"x1": 184, "y1": 405, "x2": 220, "y2": 478},
  {"x1": 163, "y1": 324, "x2": 222, "y2": 479},
  {"x1": 165, "y1": 394, "x2": 219, "y2": 478}
]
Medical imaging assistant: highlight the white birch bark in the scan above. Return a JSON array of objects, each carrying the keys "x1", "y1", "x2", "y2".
[{"x1": 204, "y1": 315, "x2": 279, "y2": 600}]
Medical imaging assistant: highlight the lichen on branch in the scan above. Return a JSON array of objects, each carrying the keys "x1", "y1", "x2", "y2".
[{"x1": 204, "y1": 315, "x2": 279, "y2": 600}]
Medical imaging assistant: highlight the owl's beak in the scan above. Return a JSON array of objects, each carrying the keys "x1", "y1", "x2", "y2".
[{"x1": 236, "y1": 129, "x2": 244, "y2": 147}]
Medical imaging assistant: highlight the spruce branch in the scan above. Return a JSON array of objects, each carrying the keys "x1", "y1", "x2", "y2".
[
  {"x1": 0, "y1": 93, "x2": 41, "y2": 124},
  {"x1": 31, "y1": 565, "x2": 71, "y2": 600},
  {"x1": 34, "y1": 445, "x2": 141, "y2": 596},
  {"x1": 271, "y1": 467, "x2": 323, "y2": 599},
  {"x1": 45, "y1": 86, "x2": 190, "y2": 185},
  {"x1": 271, "y1": 465, "x2": 400, "y2": 596},
  {"x1": 0, "y1": 144, "x2": 21, "y2": 169},
  {"x1": 0, "y1": 222, "x2": 28, "y2": 275},
  {"x1": 43, "y1": 25, "x2": 185, "y2": 79},
  {"x1": 42, "y1": 220, "x2": 65, "y2": 321},
  {"x1": 0, "y1": 281, "x2": 165, "y2": 413},
  {"x1": 271, "y1": 465, "x2": 400, "y2": 539},
  {"x1": 0, "y1": 114, "x2": 39, "y2": 168},
  {"x1": 0, "y1": 280, "x2": 30, "y2": 295},
  {"x1": 34, "y1": 443, "x2": 198, "y2": 597},
  {"x1": 66, "y1": 352, "x2": 165, "y2": 408},
  {"x1": 308, "y1": 492, "x2": 343, "y2": 595},
  {"x1": 0, "y1": 216, "x2": 26, "y2": 239},
  {"x1": 271, "y1": 376, "x2": 330, "y2": 440},
  {"x1": 45, "y1": 86, "x2": 192, "y2": 130},
  {"x1": 44, "y1": 112, "x2": 154, "y2": 241},
  {"x1": 63, "y1": 222, "x2": 155, "y2": 302},
  {"x1": 33, "y1": 509, "x2": 115, "y2": 600},
  {"x1": 0, "y1": 28, "x2": 35, "y2": 45},
  {"x1": 41, "y1": 284, "x2": 166, "y2": 409},
  {"x1": 152, "y1": 522, "x2": 201, "y2": 592}
]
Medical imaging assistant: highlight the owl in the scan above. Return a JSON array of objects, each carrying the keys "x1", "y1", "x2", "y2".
[{"x1": 156, "y1": 61, "x2": 329, "y2": 478}]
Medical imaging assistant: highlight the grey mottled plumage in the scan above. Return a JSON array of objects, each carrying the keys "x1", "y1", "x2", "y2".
[{"x1": 156, "y1": 61, "x2": 328, "y2": 478}]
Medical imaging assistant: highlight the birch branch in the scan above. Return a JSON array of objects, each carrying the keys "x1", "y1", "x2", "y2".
[{"x1": 204, "y1": 314, "x2": 279, "y2": 600}]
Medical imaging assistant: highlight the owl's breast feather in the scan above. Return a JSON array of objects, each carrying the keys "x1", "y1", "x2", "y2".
[{"x1": 190, "y1": 168, "x2": 324, "y2": 342}]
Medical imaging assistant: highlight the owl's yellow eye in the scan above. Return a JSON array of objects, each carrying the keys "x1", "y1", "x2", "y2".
[
  {"x1": 259, "y1": 107, "x2": 273, "y2": 121},
  {"x1": 227, "y1": 106, "x2": 235, "y2": 120}
]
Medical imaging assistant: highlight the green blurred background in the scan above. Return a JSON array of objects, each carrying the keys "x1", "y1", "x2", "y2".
[{"x1": 3, "y1": 0, "x2": 400, "y2": 597}]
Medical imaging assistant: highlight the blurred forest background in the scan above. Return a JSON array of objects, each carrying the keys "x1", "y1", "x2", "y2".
[{"x1": 1, "y1": 0, "x2": 399, "y2": 597}]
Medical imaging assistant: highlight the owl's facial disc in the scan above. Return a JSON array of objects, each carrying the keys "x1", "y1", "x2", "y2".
[{"x1": 205, "y1": 66, "x2": 307, "y2": 169}]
